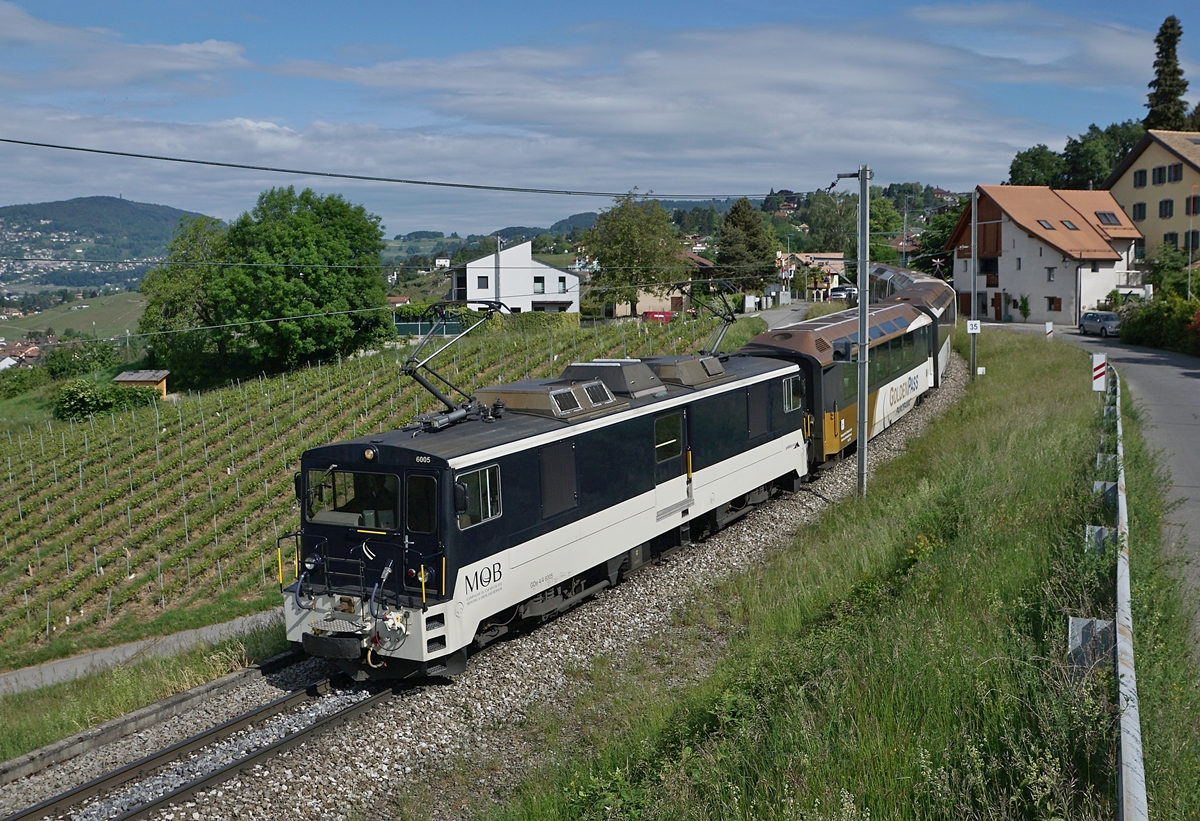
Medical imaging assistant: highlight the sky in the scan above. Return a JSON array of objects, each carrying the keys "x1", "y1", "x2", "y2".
[{"x1": 1, "y1": 1, "x2": 1198, "y2": 237}]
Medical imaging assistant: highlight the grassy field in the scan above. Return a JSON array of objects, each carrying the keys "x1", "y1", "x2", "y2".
[
  {"x1": 2, "y1": 292, "x2": 146, "y2": 340},
  {"x1": 0, "y1": 623, "x2": 288, "y2": 761},
  {"x1": 457, "y1": 329, "x2": 1200, "y2": 819}
]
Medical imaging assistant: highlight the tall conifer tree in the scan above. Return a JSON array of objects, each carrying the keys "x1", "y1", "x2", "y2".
[{"x1": 1144, "y1": 16, "x2": 1189, "y2": 130}]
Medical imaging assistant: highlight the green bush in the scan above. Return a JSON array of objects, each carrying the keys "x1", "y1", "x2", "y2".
[
  {"x1": 478, "y1": 311, "x2": 580, "y2": 336},
  {"x1": 54, "y1": 379, "x2": 159, "y2": 420},
  {"x1": 0, "y1": 366, "x2": 51, "y2": 400},
  {"x1": 44, "y1": 340, "x2": 118, "y2": 379},
  {"x1": 1118, "y1": 293, "x2": 1200, "y2": 355}
]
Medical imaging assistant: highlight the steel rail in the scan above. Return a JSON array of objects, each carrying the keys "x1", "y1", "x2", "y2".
[
  {"x1": 1, "y1": 679, "x2": 332, "y2": 821},
  {"x1": 1112, "y1": 368, "x2": 1148, "y2": 821},
  {"x1": 109, "y1": 686, "x2": 394, "y2": 821}
]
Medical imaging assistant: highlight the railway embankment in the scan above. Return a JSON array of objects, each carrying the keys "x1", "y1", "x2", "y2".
[{"x1": 452, "y1": 328, "x2": 1199, "y2": 820}]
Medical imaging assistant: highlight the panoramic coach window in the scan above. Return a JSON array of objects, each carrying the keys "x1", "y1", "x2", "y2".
[
  {"x1": 457, "y1": 465, "x2": 501, "y2": 529},
  {"x1": 541, "y1": 439, "x2": 578, "y2": 518},
  {"x1": 406, "y1": 475, "x2": 437, "y2": 534},
  {"x1": 306, "y1": 470, "x2": 400, "y2": 529}
]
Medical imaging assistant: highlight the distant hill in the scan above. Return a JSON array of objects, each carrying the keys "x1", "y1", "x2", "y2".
[
  {"x1": 0, "y1": 196, "x2": 205, "y2": 260},
  {"x1": 549, "y1": 212, "x2": 597, "y2": 234}
]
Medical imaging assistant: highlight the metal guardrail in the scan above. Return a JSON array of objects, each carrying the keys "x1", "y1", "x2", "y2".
[{"x1": 1110, "y1": 365, "x2": 1148, "y2": 821}]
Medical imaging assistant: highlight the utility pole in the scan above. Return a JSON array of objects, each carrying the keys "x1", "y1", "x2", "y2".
[
  {"x1": 970, "y1": 188, "x2": 978, "y2": 380},
  {"x1": 838, "y1": 164, "x2": 872, "y2": 497}
]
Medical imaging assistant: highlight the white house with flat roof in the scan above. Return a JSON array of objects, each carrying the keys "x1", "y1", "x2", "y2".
[{"x1": 449, "y1": 240, "x2": 579, "y2": 313}]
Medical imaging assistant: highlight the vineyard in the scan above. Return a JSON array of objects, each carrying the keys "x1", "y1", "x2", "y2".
[{"x1": 0, "y1": 315, "x2": 726, "y2": 671}]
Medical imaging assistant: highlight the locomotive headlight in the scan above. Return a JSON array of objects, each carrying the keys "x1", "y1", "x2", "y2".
[
  {"x1": 364, "y1": 447, "x2": 376, "y2": 461},
  {"x1": 303, "y1": 553, "x2": 323, "y2": 572}
]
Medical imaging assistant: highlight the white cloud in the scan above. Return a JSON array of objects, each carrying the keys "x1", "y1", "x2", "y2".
[
  {"x1": 0, "y1": 4, "x2": 1180, "y2": 233},
  {"x1": 0, "y1": 1, "x2": 248, "y2": 93}
]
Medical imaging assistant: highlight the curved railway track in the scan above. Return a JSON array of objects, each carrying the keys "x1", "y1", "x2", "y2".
[{"x1": 2, "y1": 678, "x2": 390, "y2": 821}]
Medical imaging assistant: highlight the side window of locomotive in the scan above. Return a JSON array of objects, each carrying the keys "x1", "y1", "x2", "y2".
[
  {"x1": 654, "y1": 414, "x2": 683, "y2": 462},
  {"x1": 406, "y1": 475, "x2": 437, "y2": 534},
  {"x1": 457, "y1": 465, "x2": 501, "y2": 530},
  {"x1": 783, "y1": 375, "x2": 804, "y2": 413}
]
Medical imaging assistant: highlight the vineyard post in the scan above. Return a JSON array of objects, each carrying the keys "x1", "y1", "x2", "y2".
[
  {"x1": 45, "y1": 601, "x2": 49, "y2": 638},
  {"x1": 35, "y1": 539, "x2": 39, "y2": 568},
  {"x1": 53, "y1": 461, "x2": 58, "y2": 484},
  {"x1": 79, "y1": 461, "x2": 83, "y2": 492},
  {"x1": 61, "y1": 432, "x2": 66, "y2": 457},
  {"x1": 100, "y1": 502, "x2": 104, "y2": 526},
  {"x1": 106, "y1": 590, "x2": 111, "y2": 622},
  {"x1": 17, "y1": 495, "x2": 22, "y2": 521},
  {"x1": 25, "y1": 589, "x2": 29, "y2": 624},
  {"x1": 127, "y1": 505, "x2": 131, "y2": 536},
  {"x1": 184, "y1": 510, "x2": 190, "y2": 543},
  {"x1": 93, "y1": 545, "x2": 99, "y2": 576},
  {"x1": 218, "y1": 557, "x2": 224, "y2": 591},
  {"x1": 235, "y1": 476, "x2": 240, "y2": 502},
  {"x1": 186, "y1": 556, "x2": 191, "y2": 588},
  {"x1": 261, "y1": 552, "x2": 266, "y2": 585},
  {"x1": 64, "y1": 547, "x2": 69, "y2": 573}
]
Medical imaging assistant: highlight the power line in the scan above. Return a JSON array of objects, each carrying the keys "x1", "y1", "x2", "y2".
[{"x1": 0, "y1": 138, "x2": 762, "y2": 201}]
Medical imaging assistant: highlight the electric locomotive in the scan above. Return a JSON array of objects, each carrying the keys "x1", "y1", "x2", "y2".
[{"x1": 284, "y1": 350, "x2": 810, "y2": 679}]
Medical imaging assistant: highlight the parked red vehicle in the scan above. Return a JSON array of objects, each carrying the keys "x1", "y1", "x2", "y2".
[{"x1": 642, "y1": 311, "x2": 675, "y2": 323}]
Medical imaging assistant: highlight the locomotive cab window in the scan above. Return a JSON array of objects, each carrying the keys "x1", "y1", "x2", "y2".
[
  {"x1": 406, "y1": 475, "x2": 437, "y2": 534},
  {"x1": 306, "y1": 471, "x2": 400, "y2": 530},
  {"x1": 456, "y1": 465, "x2": 501, "y2": 529}
]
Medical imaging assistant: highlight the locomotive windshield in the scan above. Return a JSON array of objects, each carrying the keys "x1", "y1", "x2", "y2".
[{"x1": 306, "y1": 470, "x2": 400, "y2": 530}]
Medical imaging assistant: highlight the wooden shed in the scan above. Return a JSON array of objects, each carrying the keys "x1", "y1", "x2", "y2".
[{"x1": 113, "y1": 369, "x2": 170, "y2": 397}]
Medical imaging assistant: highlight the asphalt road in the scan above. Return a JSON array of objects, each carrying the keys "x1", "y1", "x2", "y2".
[{"x1": 1063, "y1": 329, "x2": 1200, "y2": 649}]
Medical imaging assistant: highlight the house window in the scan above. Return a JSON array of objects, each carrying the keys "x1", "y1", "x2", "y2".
[
  {"x1": 1186, "y1": 196, "x2": 1200, "y2": 216},
  {"x1": 1164, "y1": 232, "x2": 1179, "y2": 248},
  {"x1": 1134, "y1": 238, "x2": 1146, "y2": 259},
  {"x1": 1037, "y1": 219, "x2": 1055, "y2": 229},
  {"x1": 558, "y1": 276, "x2": 567, "y2": 294},
  {"x1": 1185, "y1": 230, "x2": 1200, "y2": 251},
  {"x1": 1091, "y1": 261, "x2": 1099, "y2": 272},
  {"x1": 1046, "y1": 297, "x2": 1062, "y2": 312},
  {"x1": 1061, "y1": 220, "x2": 1079, "y2": 230},
  {"x1": 1168, "y1": 163, "x2": 1184, "y2": 182},
  {"x1": 1131, "y1": 202, "x2": 1146, "y2": 221},
  {"x1": 533, "y1": 276, "x2": 545, "y2": 294},
  {"x1": 1152, "y1": 166, "x2": 1167, "y2": 185},
  {"x1": 1016, "y1": 258, "x2": 1022, "y2": 270},
  {"x1": 477, "y1": 275, "x2": 489, "y2": 289},
  {"x1": 1160, "y1": 200, "x2": 1174, "y2": 219},
  {"x1": 1133, "y1": 169, "x2": 1147, "y2": 188},
  {"x1": 1046, "y1": 267, "x2": 1056, "y2": 282},
  {"x1": 1095, "y1": 211, "x2": 1122, "y2": 225},
  {"x1": 986, "y1": 274, "x2": 999, "y2": 288}
]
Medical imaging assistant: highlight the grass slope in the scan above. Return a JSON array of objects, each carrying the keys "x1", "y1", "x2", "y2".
[
  {"x1": 2, "y1": 292, "x2": 146, "y2": 339},
  {"x1": 469, "y1": 329, "x2": 1200, "y2": 819}
]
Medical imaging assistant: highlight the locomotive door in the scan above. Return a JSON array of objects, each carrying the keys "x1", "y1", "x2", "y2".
[
  {"x1": 654, "y1": 409, "x2": 691, "y2": 519},
  {"x1": 403, "y1": 471, "x2": 440, "y2": 595}
]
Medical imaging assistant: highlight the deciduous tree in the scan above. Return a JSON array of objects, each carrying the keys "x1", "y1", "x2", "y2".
[{"x1": 585, "y1": 193, "x2": 685, "y2": 313}]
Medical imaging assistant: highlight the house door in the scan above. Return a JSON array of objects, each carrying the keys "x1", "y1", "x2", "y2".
[{"x1": 992, "y1": 292, "x2": 1003, "y2": 321}]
